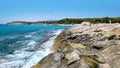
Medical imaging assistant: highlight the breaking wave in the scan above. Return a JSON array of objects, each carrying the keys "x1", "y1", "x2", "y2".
[{"x1": 0, "y1": 30, "x2": 62, "y2": 68}]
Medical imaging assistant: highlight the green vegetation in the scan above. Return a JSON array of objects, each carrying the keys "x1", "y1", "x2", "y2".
[{"x1": 8, "y1": 17, "x2": 120, "y2": 24}]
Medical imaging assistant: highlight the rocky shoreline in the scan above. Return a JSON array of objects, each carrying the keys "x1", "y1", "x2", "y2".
[{"x1": 32, "y1": 23, "x2": 120, "y2": 68}]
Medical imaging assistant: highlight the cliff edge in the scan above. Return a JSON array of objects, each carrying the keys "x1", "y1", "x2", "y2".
[{"x1": 32, "y1": 23, "x2": 120, "y2": 68}]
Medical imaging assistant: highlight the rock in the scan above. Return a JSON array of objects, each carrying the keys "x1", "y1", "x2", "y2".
[
  {"x1": 81, "y1": 22, "x2": 91, "y2": 26},
  {"x1": 111, "y1": 59, "x2": 120, "y2": 68},
  {"x1": 53, "y1": 50, "x2": 65, "y2": 61},
  {"x1": 31, "y1": 53, "x2": 54, "y2": 68},
  {"x1": 99, "y1": 64, "x2": 111, "y2": 68},
  {"x1": 32, "y1": 23, "x2": 120, "y2": 68},
  {"x1": 66, "y1": 49, "x2": 80, "y2": 65}
]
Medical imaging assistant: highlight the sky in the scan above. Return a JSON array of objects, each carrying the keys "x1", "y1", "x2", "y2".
[{"x1": 0, "y1": 0, "x2": 120, "y2": 24}]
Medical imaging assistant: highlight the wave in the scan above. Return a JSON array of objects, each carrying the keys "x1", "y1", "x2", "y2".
[
  {"x1": 24, "y1": 35, "x2": 32, "y2": 38},
  {"x1": 0, "y1": 29, "x2": 63, "y2": 68}
]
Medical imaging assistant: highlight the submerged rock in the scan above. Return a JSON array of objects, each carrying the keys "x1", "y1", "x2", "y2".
[{"x1": 32, "y1": 23, "x2": 120, "y2": 68}]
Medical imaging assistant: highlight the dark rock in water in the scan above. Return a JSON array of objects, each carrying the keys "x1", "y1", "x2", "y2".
[{"x1": 32, "y1": 24, "x2": 120, "y2": 68}]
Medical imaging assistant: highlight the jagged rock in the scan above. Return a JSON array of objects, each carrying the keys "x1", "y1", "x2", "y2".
[
  {"x1": 65, "y1": 49, "x2": 80, "y2": 65},
  {"x1": 53, "y1": 50, "x2": 65, "y2": 61},
  {"x1": 32, "y1": 23, "x2": 120, "y2": 68}
]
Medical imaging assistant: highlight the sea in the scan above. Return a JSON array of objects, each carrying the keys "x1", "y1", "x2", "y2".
[{"x1": 0, "y1": 24, "x2": 71, "y2": 68}]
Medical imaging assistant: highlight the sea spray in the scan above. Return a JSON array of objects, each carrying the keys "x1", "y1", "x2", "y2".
[
  {"x1": 0, "y1": 25, "x2": 71, "y2": 68},
  {"x1": 0, "y1": 30, "x2": 63, "y2": 68}
]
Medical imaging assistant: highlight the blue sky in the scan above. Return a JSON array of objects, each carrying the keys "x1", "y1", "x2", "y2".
[{"x1": 0, "y1": 0, "x2": 120, "y2": 23}]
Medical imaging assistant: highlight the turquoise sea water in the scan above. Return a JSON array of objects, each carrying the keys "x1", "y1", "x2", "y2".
[{"x1": 0, "y1": 24, "x2": 71, "y2": 68}]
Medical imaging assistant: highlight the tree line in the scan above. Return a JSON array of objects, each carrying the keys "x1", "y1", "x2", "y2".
[{"x1": 8, "y1": 17, "x2": 120, "y2": 24}]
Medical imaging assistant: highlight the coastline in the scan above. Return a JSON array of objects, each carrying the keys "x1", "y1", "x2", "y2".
[
  {"x1": 32, "y1": 23, "x2": 120, "y2": 68},
  {"x1": 0, "y1": 25, "x2": 68, "y2": 68},
  {"x1": 23, "y1": 30, "x2": 63, "y2": 68},
  {"x1": 6, "y1": 23, "x2": 76, "y2": 27}
]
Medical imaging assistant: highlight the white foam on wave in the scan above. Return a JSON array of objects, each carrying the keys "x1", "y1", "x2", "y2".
[
  {"x1": 24, "y1": 31, "x2": 38, "y2": 38},
  {"x1": 27, "y1": 40, "x2": 36, "y2": 46},
  {"x1": 0, "y1": 29, "x2": 63, "y2": 68},
  {"x1": 53, "y1": 29, "x2": 63, "y2": 35},
  {"x1": 23, "y1": 37, "x2": 55, "y2": 68},
  {"x1": 25, "y1": 35, "x2": 32, "y2": 38}
]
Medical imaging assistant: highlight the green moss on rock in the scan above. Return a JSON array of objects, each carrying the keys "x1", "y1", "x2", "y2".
[
  {"x1": 80, "y1": 56, "x2": 99, "y2": 68},
  {"x1": 61, "y1": 58, "x2": 68, "y2": 65},
  {"x1": 50, "y1": 32, "x2": 71, "y2": 51}
]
